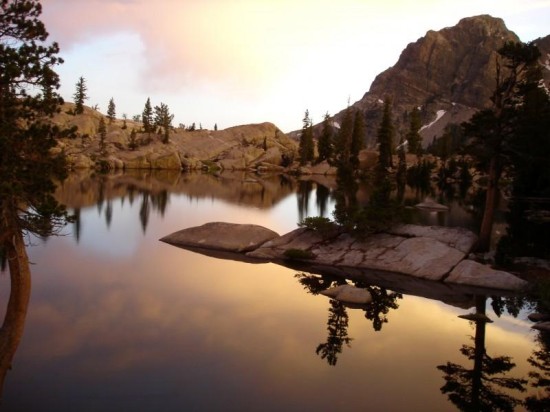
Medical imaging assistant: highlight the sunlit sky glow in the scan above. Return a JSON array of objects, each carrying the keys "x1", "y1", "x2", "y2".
[{"x1": 41, "y1": 0, "x2": 550, "y2": 132}]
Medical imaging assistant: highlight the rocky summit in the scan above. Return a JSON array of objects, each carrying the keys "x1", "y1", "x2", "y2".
[
  {"x1": 318, "y1": 15, "x2": 550, "y2": 147},
  {"x1": 53, "y1": 103, "x2": 298, "y2": 172}
]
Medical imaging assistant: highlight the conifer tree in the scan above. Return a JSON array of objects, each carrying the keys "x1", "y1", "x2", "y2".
[
  {"x1": 0, "y1": 0, "x2": 71, "y2": 240},
  {"x1": 142, "y1": 97, "x2": 153, "y2": 133},
  {"x1": 1, "y1": 4, "x2": 73, "y2": 373},
  {"x1": 299, "y1": 109, "x2": 314, "y2": 165},
  {"x1": 154, "y1": 102, "x2": 174, "y2": 144},
  {"x1": 128, "y1": 128, "x2": 138, "y2": 150},
  {"x1": 333, "y1": 107, "x2": 354, "y2": 175},
  {"x1": 351, "y1": 110, "x2": 366, "y2": 169},
  {"x1": 98, "y1": 116, "x2": 107, "y2": 156},
  {"x1": 464, "y1": 41, "x2": 542, "y2": 251},
  {"x1": 406, "y1": 106, "x2": 422, "y2": 155},
  {"x1": 107, "y1": 97, "x2": 116, "y2": 123},
  {"x1": 377, "y1": 97, "x2": 394, "y2": 170},
  {"x1": 73, "y1": 76, "x2": 88, "y2": 114},
  {"x1": 317, "y1": 112, "x2": 333, "y2": 163}
]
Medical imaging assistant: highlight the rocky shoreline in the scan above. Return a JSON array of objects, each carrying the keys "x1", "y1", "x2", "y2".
[{"x1": 160, "y1": 222, "x2": 528, "y2": 293}]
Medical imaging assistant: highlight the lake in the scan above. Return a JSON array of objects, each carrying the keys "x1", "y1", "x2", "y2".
[{"x1": 0, "y1": 170, "x2": 546, "y2": 411}]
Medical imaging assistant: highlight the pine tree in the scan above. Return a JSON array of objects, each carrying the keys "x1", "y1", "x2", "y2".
[
  {"x1": 377, "y1": 97, "x2": 394, "y2": 170},
  {"x1": 351, "y1": 110, "x2": 366, "y2": 169},
  {"x1": 406, "y1": 106, "x2": 422, "y2": 155},
  {"x1": 0, "y1": 0, "x2": 71, "y2": 239},
  {"x1": 128, "y1": 128, "x2": 138, "y2": 150},
  {"x1": 154, "y1": 102, "x2": 174, "y2": 144},
  {"x1": 107, "y1": 97, "x2": 116, "y2": 123},
  {"x1": 317, "y1": 112, "x2": 333, "y2": 163},
  {"x1": 299, "y1": 109, "x2": 314, "y2": 165},
  {"x1": 1, "y1": 2, "x2": 73, "y2": 363},
  {"x1": 464, "y1": 41, "x2": 541, "y2": 251},
  {"x1": 333, "y1": 107, "x2": 354, "y2": 175},
  {"x1": 73, "y1": 76, "x2": 88, "y2": 114},
  {"x1": 98, "y1": 116, "x2": 107, "y2": 156},
  {"x1": 142, "y1": 97, "x2": 153, "y2": 133}
]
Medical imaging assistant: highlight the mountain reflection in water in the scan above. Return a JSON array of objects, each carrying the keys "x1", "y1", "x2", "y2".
[{"x1": 0, "y1": 170, "x2": 547, "y2": 411}]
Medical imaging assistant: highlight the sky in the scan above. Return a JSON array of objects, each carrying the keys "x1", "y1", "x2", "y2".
[{"x1": 40, "y1": 0, "x2": 550, "y2": 133}]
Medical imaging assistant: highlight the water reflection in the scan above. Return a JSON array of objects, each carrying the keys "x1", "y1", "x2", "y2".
[
  {"x1": 0, "y1": 230, "x2": 31, "y2": 400},
  {"x1": 526, "y1": 331, "x2": 550, "y2": 409},
  {"x1": 438, "y1": 296, "x2": 527, "y2": 411},
  {"x1": 1, "y1": 170, "x2": 544, "y2": 410},
  {"x1": 296, "y1": 273, "x2": 402, "y2": 365}
]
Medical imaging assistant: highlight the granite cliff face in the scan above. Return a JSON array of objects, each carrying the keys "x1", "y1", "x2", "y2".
[{"x1": 325, "y1": 15, "x2": 550, "y2": 147}]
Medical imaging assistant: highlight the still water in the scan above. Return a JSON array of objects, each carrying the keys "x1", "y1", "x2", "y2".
[{"x1": 0, "y1": 170, "x2": 545, "y2": 411}]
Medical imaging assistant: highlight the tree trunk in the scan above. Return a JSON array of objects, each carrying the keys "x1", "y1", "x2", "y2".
[
  {"x1": 0, "y1": 229, "x2": 31, "y2": 400},
  {"x1": 476, "y1": 157, "x2": 501, "y2": 252}
]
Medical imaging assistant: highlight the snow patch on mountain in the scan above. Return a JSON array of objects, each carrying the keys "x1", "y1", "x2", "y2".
[{"x1": 420, "y1": 110, "x2": 446, "y2": 131}]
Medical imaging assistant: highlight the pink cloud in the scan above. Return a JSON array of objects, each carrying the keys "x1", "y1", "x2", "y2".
[{"x1": 41, "y1": 0, "x2": 289, "y2": 97}]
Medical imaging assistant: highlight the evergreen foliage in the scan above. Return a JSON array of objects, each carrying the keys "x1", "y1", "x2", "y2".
[
  {"x1": 350, "y1": 110, "x2": 366, "y2": 169},
  {"x1": 377, "y1": 97, "x2": 394, "y2": 170},
  {"x1": 317, "y1": 112, "x2": 333, "y2": 163},
  {"x1": 333, "y1": 107, "x2": 354, "y2": 175},
  {"x1": 154, "y1": 102, "x2": 174, "y2": 144},
  {"x1": 0, "y1": 0, "x2": 72, "y2": 240},
  {"x1": 142, "y1": 97, "x2": 153, "y2": 133},
  {"x1": 128, "y1": 128, "x2": 138, "y2": 150},
  {"x1": 107, "y1": 97, "x2": 116, "y2": 123},
  {"x1": 427, "y1": 123, "x2": 465, "y2": 160},
  {"x1": 98, "y1": 116, "x2": 107, "y2": 156},
  {"x1": 73, "y1": 76, "x2": 87, "y2": 114},
  {"x1": 298, "y1": 109, "x2": 314, "y2": 165},
  {"x1": 406, "y1": 106, "x2": 422, "y2": 155},
  {"x1": 463, "y1": 40, "x2": 542, "y2": 251}
]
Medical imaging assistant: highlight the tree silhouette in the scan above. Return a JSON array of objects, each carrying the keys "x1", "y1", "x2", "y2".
[
  {"x1": 317, "y1": 112, "x2": 333, "y2": 163},
  {"x1": 299, "y1": 109, "x2": 314, "y2": 165},
  {"x1": 406, "y1": 106, "x2": 422, "y2": 156},
  {"x1": 333, "y1": 107, "x2": 354, "y2": 176},
  {"x1": 73, "y1": 76, "x2": 88, "y2": 114},
  {"x1": 316, "y1": 299, "x2": 353, "y2": 366},
  {"x1": 350, "y1": 110, "x2": 366, "y2": 170},
  {"x1": 0, "y1": 0, "x2": 71, "y2": 397},
  {"x1": 377, "y1": 97, "x2": 394, "y2": 170},
  {"x1": 98, "y1": 115, "x2": 107, "y2": 157},
  {"x1": 142, "y1": 97, "x2": 153, "y2": 133},
  {"x1": 463, "y1": 41, "x2": 541, "y2": 251},
  {"x1": 437, "y1": 296, "x2": 527, "y2": 411},
  {"x1": 525, "y1": 332, "x2": 550, "y2": 410},
  {"x1": 154, "y1": 102, "x2": 174, "y2": 144},
  {"x1": 107, "y1": 97, "x2": 116, "y2": 123}
]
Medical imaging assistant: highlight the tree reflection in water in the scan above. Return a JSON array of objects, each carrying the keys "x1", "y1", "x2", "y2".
[
  {"x1": 437, "y1": 296, "x2": 527, "y2": 411},
  {"x1": 0, "y1": 230, "x2": 32, "y2": 400},
  {"x1": 526, "y1": 331, "x2": 550, "y2": 410},
  {"x1": 316, "y1": 299, "x2": 353, "y2": 366},
  {"x1": 295, "y1": 273, "x2": 402, "y2": 365}
]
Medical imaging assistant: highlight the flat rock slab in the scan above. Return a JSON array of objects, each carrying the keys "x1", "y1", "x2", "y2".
[
  {"x1": 161, "y1": 222, "x2": 527, "y2": 292},
  {"x1": 160, "y1": 222, "x2": 279, "y2": 253},
  {"x1": 446, "y1": 259, "x2": 528, "y2": 291},
  {"x1": 249, "y1": 228, "x2": 467, "y2": 281}
]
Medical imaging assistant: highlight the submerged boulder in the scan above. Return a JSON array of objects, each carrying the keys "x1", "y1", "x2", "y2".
[{"x1": 320, "y1": 284, "x2": 373, "y2": 304}]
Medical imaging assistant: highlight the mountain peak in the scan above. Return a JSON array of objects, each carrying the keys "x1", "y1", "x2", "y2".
[{"x1": 324, "y1": 15, "x2": 528, "y2": 147}]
